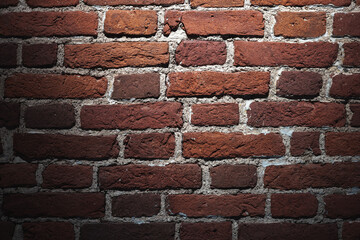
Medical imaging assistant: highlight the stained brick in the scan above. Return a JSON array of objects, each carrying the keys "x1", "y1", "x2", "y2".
[
  {"x1": 290, "y1": 132, "x2": 321, "y2": 156},
  {"x1": 22, "y1": 44, "x2": 57, "y2": 68},
  {"x1": 333, "y1": 13, "x2": 360, "y2": 37},
  {"x1": 210, "y1": 165, "x2": 257, "y2": 189}
]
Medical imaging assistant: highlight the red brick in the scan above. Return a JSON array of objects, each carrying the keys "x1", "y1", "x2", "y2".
[
  {"x1": 0, "y1": 43, "x2": 17, "y2": 67},
  {"x1": 0, "y1": 222, "x2": 15, "y2": 240},
  {"x1": 105, "y1": 10, "x2": 157, "y2": 36},
  {"x1": 344, "y1": 42, "x2": 360, "y2": 67},
  {"x1": 23, "y1": 222, "x2": 74, "y2": 240},
  {"x1": 26, "y1": 0, "x2": 78, "y2": 7},
  {"x1": 180, "y1": 222, "x2": 232, "y2": 240},
  {"x1": 183, "y1": 132, "x2": 285, "y2": 159},
  {"x1": 238, "y1": 223, "x2": 337, "y2": 240},
  {"x1": 0, "y1": 101, "x2": 20, "y2": 129},
  {"x1": 290, "y1": 132, "x2": 321, "y2": 156},
  {"x1": 343, "y1": 222, "x2": 360, "y2": 240},
  {"x1": 330, "y1": 74, "x2": 360, "y2": 99},
  {"x1": 3, "y1": 193, "x2": 104, "y2": 218},
  {"x1": 167, "y1": 71, "x2": 269, "y2": 98},
  {"x1": 163, "y1": 10, "x2": 183, "y2": 35},
  {"x1": 167, "y1": 194, "x2": 265, "y2": 217},
  {"x1": 251, "y1": 0, "x2": 350, "y2": 5},
  {"x1": 325, "y1": 194, "x2": 360, "y2": 219},
  {"x1": 0, "y1": 164, "x2": 37, "y2": 188},
  {"x1": 42, "y1": 165, "x2": 93, "y2": 189},
  {"x1": 175, "y1": 40, "x2": 226, "y2": 66},
  {"x1": 5, "y1": 74, "x2": 107, "y2": 99},
  {"x1": 0, "y1": 0, "x2": 18, "y2": 7},
  {"x1": 326, "y1": 132, "x2": 360, "y2": 156},
  {"x1": 247, "y1": 102, "x2": 345, "y2": 127},
  {"x1": 13, "y1": 134, "x2": 119, "y2": 160},
  {"x1": 0, "y1": 12, "x2": 97, "y2": 37},
  {"x1": 22, "y1": 44, "x2": 57, "y2": 68},
  {"x1": 99, "y1": 164, "x2": 201, "y2": 190},
  {"x1": 64, "y1": 42, "x2": 168, "y2": 68},
  {"x1": 350, "y1": 104, "x2": 360, "y2": 127},
  {"x1": 191, "y1": 103, "x2": 239, "y2": 126},
  {"x1": 84, "y1": 0, "x2": 183, "y2": 5},
  {"x1": 274, "y1": 12, "x2": 326, "y2": 38},
  {"x1": 112, "y1": 194, "x2": 161, "y2": 217},
  {"x1": 210, "y1": 165, "x2": 257, "y2": 189},
  {"x1": 80, "y1": 223, "x2": 175, "y2": 240},
  {"x1": 271, "y1": 193, "x2": 318, "y2": 218},
  {"x1": 25, "y1": 104, "x2": 75, "y2": 129},
  {"x1": 277, "y1": 71, "x2": 322, "y2": 98},
  {"x1": 234, "y1": 41, "x2": 338, "y2": 67},
  {"x1": 191, "y1": 0, "x2": 243, "y2": 7},
  {"x1": 124, "y1": 133, "x2": 175, "y2": 159},
  {"x1": 264, "y1": 162, "x2": 360, "y2": 190},
  {"x1": 333, "y1": 13, "x2": 360, "y2": 37},
  {"x1": 112, "y1": 73, "x2": 160, "y2": 99},
  {"x1": 81, "y1": 102, "x2": 182, "y2": 130}
]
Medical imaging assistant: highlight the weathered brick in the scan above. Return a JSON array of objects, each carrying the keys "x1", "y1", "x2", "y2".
[
  {"x1": 112, "y1": 194, "x2": 161, "y2": 217},
  {"x1": 42, "y1": 165, "x2": 93, "y2": 189},
  {"x1": 0, "y1": 43, "x2": 17, "y2": 67},
  {"x1": 13, "y1": 134, "x2": 119, "y2": 160},
  {"x1": 290, "y1": 132, "x2": 321, "y2": 156},
  {"x1": 3, "y1": 193, "x2": 104, "y2": 218},
  {"x1": 112, "y1": 73, "x2": 160, "y2": 99},
  {"x1": 0, "y1": 101, "x2": 20, "y2": 129},
  {"x1": 325, "y1": 194, "x2": 360, "y2": 219},
  {"x1": 0, "y1": 0, "x2": 18, "y2": 7},
  {"x1": 330, "y1": 74, "x2": 360, "y2": 99},
  {"x1": 191, "y1": 103, "x2": 239, "y2": 126},
  {"x1": 64, "y1": 42, "x2": 169, "y2": 68},
  {"x1": 81, "y1": 102, "x2": 182, "y2": 130},
  {"x1": 247, "y1": 102, "x2": 345, "y2": 127},
  {"x1": 167, "y1": 71, "x2": 269, "y2": 98},
  {"x1": 124, "y1": 133, "x2": 175, "y2": 159},
  {"x1": 0, "y1": 222, "x2": 15, "y2": 240},
  {"x1": 264, "y1": 162, "x2": 360, "y2": 190},
  {"x1": 343, "y1": 43, "x2": 360, "y2": 67},
  {"x1": 175, "y1": 40, "x2": 226, "y2": 66},
  {"x1": 5, "y1": 74, "x2": 107, "y2": 99},
  {"x1": 26, "y1": 0, "x2": 79, "y2": 7},
  {"x1": 183, "y1": 132, "x2": 285, "y2": 159},
  {"x1": 80, "y1": 223, "x2": 175, "y2": 240},
  {"x1": 0, "y1": 12, "x2": 97, "y2": 37},
  {"x1": 180, "y1": 222, "x2": 232, "y2": 240},
  {"x1": 167, "y1": 194, "x2": 265, "y2": 217},
  {"x1": 191, "y1": 0, "x2": 243, "y2": 7},
  {"x1": 105, "y1": 10, "x2": 157, "y2": 36},
  {"x1": 326, "y1": 132, "x2": 360, "y2": 156},
  {"x1": 274, "y1": 12, "x2": 326, "y2": 38},
  {"x1": 251, "y1": 0, "x2": 350, "y2": 5},
  {"x1": 271, "y1": 193, "x2": 318, "y2": 218},
  {"x1": 350, "y1": 104, "x2": 360, "y2": 127},
  {"x1": 343, "y1": 222, "x2": 360, "y2": 240},
  {"x1": 234, "y1": 41, "x2": 338, "y2": 67},
  {"x1": 0, "y1": 164, "x2": 37, "y2": 188},
  {"x1": 23, "y1": 222, "x2": 75, "y2": 240},
  {"x1": 277, "y1": 71, "x2": 322, "y2": 98},
  {"x1": 333, "y1": 13, "x2": 360, "y2": 37},
  {"x1": 210, "y1": 165, "x2": 257, "y2": 189},
  {"x1": 84, "y1": 0, "x2": 183, "y2": 5},
  {"x1": 22, "y1": 44, "x2": 57, "y2": 68},
  {"x1": 25, "y1": 104, "x2": 75, "y2": 129}
]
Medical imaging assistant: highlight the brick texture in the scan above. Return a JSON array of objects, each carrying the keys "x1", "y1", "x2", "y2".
[
  {"x1": 190, "y1": 0, "x2": 243, "y2": 7},
  {"x1": 290, "y1": 132, "x2": 321, "y2": 156},
  {"x1": 191, "y1": 103, "x2": 239, "y2": 126},
  {"x1": 26, "y1": 0, "x2": 79, "y2": 7},
  {"x1": 324, "y1": 194, "x2": 360, "y2": 219},
  {"x1": 271, "y1": 193, "x2": 318, "y2": 218},
  {"x1": 330, "y1": 74, "x2": 360, "y2": 99},
  {"x1": 210, "y1": 165, "x2": 257, "y2": 189},
  {"x1": 0, "y1": 102, "x2": 20, "y2": 129},
  {"x1": 251, "y1": 0, "x2": 350, "y2": 5},
  {"x1": 84, "y1": 0, "x2": 183, "y2": 5},
  {"x1": 22, "y1": 44, "x2": 57, "y2": 68},
  {"x1": 180, "y1": 222, "x2": 232, "y2": 240},
  {"x1": 343, "y1": 222, "x2": 360, "y2": 240},
  {"x1": 0, "y1": 0, "x2": 18, "y2": 7},
  {"x1": 112, "y1": 194, "x2": 161, "y2": 217},
  {"x1": 343, "y1": 43, "x2": 360, "y2": 67},
  {"x1": 333, "y1": 13, "x2": 360, "y2": 37},
  {"x1": 23, "y1": 222, "x2": 75, "y2": 240},
  {"x1": 0, "y1": 164, "x2": 37, "y2": 188},
  {"x1": 0, "y1": 43, "x2": 17, "y2": 67},
  {"x1": 326, "y1": 132, "x2": 360, "y2": 156},
  {"x1": 350, "y1": 104, "x2": 360, "y2": 127}
]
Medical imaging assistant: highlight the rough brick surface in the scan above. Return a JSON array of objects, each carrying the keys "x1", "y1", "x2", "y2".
[
  {"x1": 325, "y1": 194, "x2": 360, "y2": 219},
  {"x1": 0, "y1": 164, "x2": 37, "y2": 188},
  {"x1": 191, "y1": 103, "x2": 239, "y2": 126},
  {"x1": 191, "y1": 0, "x2": 243, "y2": 7},
  {"x1": 84, "y1": 0, "x2": 183, "y2": 5},
  {"x1": 350, "y1": 104, "x2": 360, "y2": 127},
  {"x1": 210, "y1": 165, "x2": 257, "y2": 189},
  {"x1": 112, "y1": 194, "x2": 161, "y2": 217},
  {"x1": 180, "y1": 222, "x2": 232, "y2": 240},
  {"x1": 326, "y1": 132, "x2": 360, "y2": 156},
  {"x1": 290, "y1": 132, "x2": 321, "y2": 156},
  {"x1": 23, "y1": 222, "x2": 75, "y2": 240},
  {"x1": 22, "y1": 44, "x2": 57, "y2": 68},
  {"x1": 343, "y1": 43, "x2": 360, "y2": 67},
  {"x1": 330, "y1": 74, "x2": 360, "y2": 99},
  {"x1": 271, "y1": 193, "x2": 318, "y2": 218},
  {"x1": 0, "y1": 102, "x2": 20, "y2": 129},
  {"x1": 333, "y1": 13, "x2": 360, "y2": 37},
  {"x1": 251, "y1": 0, "x2": 350, "y2": 5},
  {"x1": 0, "y1": 43, "x2": 17, "y2": 67},
  {"x1": 0, "y1": 0, "x2": 18, "y2": 7},
  {"x1": 343, "y1": 222, "x2": 360, "y2": 240},
  {"x1": 0, "y1": 222, "x2": 15, "y2": 240},
  {"x1": 26, "y1": 0, "x2": 79, "y2": 7}
]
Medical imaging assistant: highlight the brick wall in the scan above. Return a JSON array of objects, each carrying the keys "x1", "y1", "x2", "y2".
[{"x1": 0, "y1": 0, "x2": 359, "y2": 239}]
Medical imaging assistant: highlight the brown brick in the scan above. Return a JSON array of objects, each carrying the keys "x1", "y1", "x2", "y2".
[
  {"x1": 167, "y1": 71, "x2": 269, "y2": 98},
  {"x1": 23, "y1": 222, "x2": 75, "y2": 240},
  {"x1": 330, "y1": 74, "x2": 360, "y2": 99},
  {"x1": 124, "y1": 133, "x2": 175, "y2": 159},
  {"x1": 26, "y1": 0, "x2": 78, "y2": 7},
  {"x1": 210, "y1": 165, "x2": 257, "y2": 189},
  {"x1": 277, "y1": 71, "x2": 322, "y2": 98},
  {"x1": 81, "y1": 102, "x2": 182, "y2": 130},
  {"x1": 80, "y1": 223, "x2": 175, "y2": 240},
  {"x1": 350, "y1": 104, "x2": 360, "y2": 127},
  {"x1": 5, "y1": 74, "x2": 107, "y2": 99},
  {"x1": 192, "y1": 103, "x2": 239, "y2": 126},
  {"x1": 84, "y1": 0, "x2": 183, "y2": 5},
  {"x1": 191, "y1": 0, "x2": 243, "y2": 7},
  {"x1": 3, "y1": 193, "x2": 104, "y2": 218},
  {"x1": 13, "y1": 134, "x2": 119, "y2": 160},
  {"x1": 42, "y1": 165, "x2": 93, "y2": 189},
  {"x1": 25, "y1": 104, "x2": 75, "y2": 129},
  {"x1": 167, "y1": 194, "x2": 265, "y2": 217},
  {"x1": 22, "y1": 44, "x2": 57, "y2": 68},
  {"x1": 326, "y1": 132, "x2": 360, "y2": 156},
  {"x1": 274, "y1": 12, "x2": 326, "y2": 38},
  {"x1": 183, "y1": 132, "x2": 285, "y2": 159},
  {"x1": 290, "y1": 132, "x2": 321, "y2": 156},
  {"x1": 325, "y1": 194, "x2": 360, "y2": 219},
  {"x1": 0, "y1": 101, "x2": 20, "y2": 129},
  {"x1": 264, "y1": 162, "x2": 360, "y2": 190},
  {"x1": 247, "y1": 102, "x2": 345, "y2": 127},
  {"x1": 333, "y1": 13, "x2": 360, "y2": 37},
  {"x1": 343, "y1": 222, "x2": 360, "y2": 240},
  {"x1": 175, "y1": 40, "x2": 226, "y2": 66},
  {"x1": 234, "y1": 41, "x2": 338, "y2": 67},
  {"x1": 99, "y1": 164, "x2": 201, "y2": 190},
  {"x1": 0, "y1": 164, "x2": 37, "y2": 188},
  {"x1": 344, "y1": 42, "x2": 360, "y2": 67},
  {"x1": 0, "y1": 0, "x2": 18, "y2": 7},
  {"x1": 112, "y1": 194, "x2": 161, "y2": 217},
  {"x1": 180, "y1": 222, "x2": 232, "y2": 240},
  {"x1": 0, "y1": 12, "x2": 97, "y2": 37},
  {"x1": 112, "y1": 73, "x2": 160, "y2": 99},
  {"x1": 0, "y1": 43, "x2": 17, "y2": 67},
  {"x1": 0, "y1": 222, "x2": 15, "y2": 240},
  {"x1": 64, "y1": 42, "x2": 168, "y2": 68},
  {"x1": 271, "y1": 193, "x2": 318, "y2": 218},
  {"x1": 251, "y1": 0, "x2": 350, "y2": 5}
]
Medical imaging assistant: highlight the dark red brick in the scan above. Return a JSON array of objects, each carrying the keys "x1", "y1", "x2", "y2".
[
  {"x1": 350, "y1": 104, "x2": 360, "y2": 127},
  {"x1": 271, "y1": 193, "x2": 318, "y2": 218},
  {"x1": 210, "y1": 165, "x2": 257, "y2": 189},
  {"x1": 343, "y1": 222, "x2": 360, "y2": 240},
  {"x1": 330, "y1": 74, "x2": 360, "y2": 99},
  {"x1": 22, "y1": 44, "x2": 57, "y2": 68},
  {"x1": 84, "y1": 0, "x2": 183, "y2": 5},
  {"x1": 0, "y1": 102, "x2": 20, "y2": 129},
  {"x1": 0, "y1": 164, "x2": 37, "y2": 188},
  {"x1": 191, "y1": 0, "x2": 243, "y2": 7},
  {"x1": 180, "y1": 222, "x2": 232, "y2": 240},
  {"x1": 290, "y1": 132, "x2": 321, "y2": 156},
  {"x1": 0, "y1": 43, "x2": 17, "y2": 67},
  {"x1": 23, "y1": 222, "x2": 75, "y2": 240},
  {"x1": 343, "y1": 42, "x2": 360, "y2": 67},
  {"x1": 251, "y1": 0, "x2": 350, "y2": 5},
  {"x1": 0, "y1": 222, "x2": 15, "y2": 240},
  {"x1": 333, "y1": 13, "x2": 360, "y2": 37},
  {"x1": 325, "y1": 194, "x2": 360, "y2": 219},
  {"x1": 0, "y1": 0, "x2": 18, "y2": 7},
  {"x1": 192, "y1": 103, "x2": 239, "y2": 126},
  {"x1": 326, "y1": 132, "x2": 360, "y2": 156},
  {"x1": 26, "y1": 0, "x2": 79, "y2": 7},
  {"x1": 112, "y1": 194, "x2": 161, "y2": 217}
]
